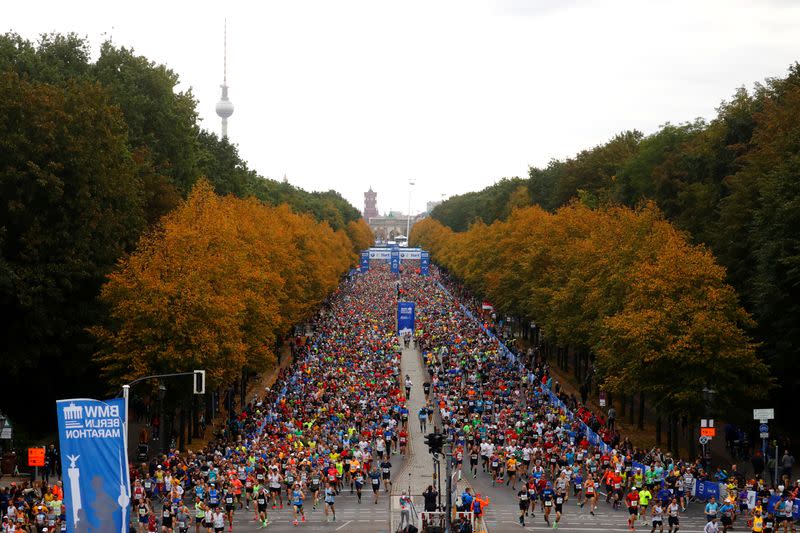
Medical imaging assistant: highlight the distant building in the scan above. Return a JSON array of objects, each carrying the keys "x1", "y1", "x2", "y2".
[
  {"x1": 363, "y1": 187, "x2": 378, "y2": 219},
  {"x1": 426, "y1": 200, "x2": 441, "y2": 214},
  {"x1": 363, "y1": 188, "x2": 437, "y2": 242},
  {"x1": 368, "y1": 211, "x2": 424, "y2": 243}
]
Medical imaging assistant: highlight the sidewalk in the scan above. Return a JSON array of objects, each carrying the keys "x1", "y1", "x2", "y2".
[{"x1": 391, "y1": 341, "x2": 474, "y2": 532}]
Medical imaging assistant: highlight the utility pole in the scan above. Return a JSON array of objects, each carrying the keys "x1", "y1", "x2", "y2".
[
  {"x1": 406, "y1": 179, "x2": 415, "y2": 240},
  {"x1": 444, "y1": 440, "x2": 452, "y2": 533}
]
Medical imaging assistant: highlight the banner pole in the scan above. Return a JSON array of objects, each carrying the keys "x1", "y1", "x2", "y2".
[{"x1": 122, "y1": 385, "x2": 130, "y2": 456}]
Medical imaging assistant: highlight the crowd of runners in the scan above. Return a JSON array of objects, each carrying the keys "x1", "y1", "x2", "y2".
[
  {"x1": 402, "y1": 265, "x2": 800, "y2": 532},
  {"x1": 125, "y1": 266, "x2": 412, "y2": 531},
  {"x1": 1, "y1": 260, "x2": 798, "y2": 533}
]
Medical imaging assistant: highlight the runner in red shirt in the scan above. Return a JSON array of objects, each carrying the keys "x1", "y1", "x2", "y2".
[
  {"x1": 612, "y1": 471, "x2": 624, "y2": 509},
  {"x1": 625, "y1": 487, "x2": 640, "y2": 530}
]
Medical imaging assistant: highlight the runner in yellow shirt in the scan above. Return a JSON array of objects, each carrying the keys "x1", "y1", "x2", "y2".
[{"x1": 638, "y1": 486, "x2": 652, "y2": 523}]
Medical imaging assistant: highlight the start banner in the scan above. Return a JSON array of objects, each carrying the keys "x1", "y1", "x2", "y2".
[
  {"x1": 398, "y1": 301, "x2": 416, "y2": 336},
  {"x1": 57, "y1": 397, "x2": 130, "y2": 533},
  {"x1": 420, "y1": 251, "x2": 430, "y2": 275}
]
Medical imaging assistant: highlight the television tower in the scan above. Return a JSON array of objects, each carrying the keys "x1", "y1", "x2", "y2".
[{"x1": 215, "y1": 19, "x2": 234, "y2": 139}]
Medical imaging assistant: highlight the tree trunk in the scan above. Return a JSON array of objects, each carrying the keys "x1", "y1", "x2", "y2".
[
  {"x1": 620, "y1": 394, "x2": 626, "y2": 419},
  {"x1": 241, "y1": 368, "x2": 247, "y2": 410},
  {"x1": 178, "y1": 407, "x2": 186, "y2": 452},
  {"x1": 671, "y1": 416, "x2": 679, "y2": 454},
  {"x1": 655, "y1": 415, "x2": 662, "y2": 445},
  {"x1": 638, "y1": 393, "x2": 645, "y2": 430},
  {"x1": 666, "y1": 414, "x2": 673, "y2": 452},
  {"x1": 628, "y1": 396, "x2": 635, "y2": 425},
  {"x1": 573, "y1": 347, "x2": 579, "y2": 379},
  {"x1": 187, "y1": 399, "x2": 193, "y2": 445}
]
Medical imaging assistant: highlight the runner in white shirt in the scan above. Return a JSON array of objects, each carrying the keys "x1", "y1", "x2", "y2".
[
  {"x1": 703, "y1": 517, "x2": 719, "y2": 533},
  {"x1": 212, "y1": 510, "x2": 225, "y2": 533},
  {"x1": 480, "y1": 442, "x2": 491, "y2": 472},
  {"x1": 375, "y1": 437, "x2": 387, "y2": 460},
  {"x1": 651, "y1": 503, "x2": 664, "y2": 533}
]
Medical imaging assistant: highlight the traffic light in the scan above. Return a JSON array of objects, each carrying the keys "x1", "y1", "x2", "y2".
[
  {"x1": 425, "y1": 432, "x2": 444, "y2": 454},
  {"x1": 424, "y1": 432, "x2": 435, "y2": 453}
]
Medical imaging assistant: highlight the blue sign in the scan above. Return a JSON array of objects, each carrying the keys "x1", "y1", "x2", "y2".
[
  {"x1": 57, "y1": 398, "x2": 131, "y2": 533},
  {"x1": 767, "y1": 494, "x2": 800, "y2": 519},
  {"x1": 695, "y1": 480, "x2": 720, "y2": 500},
  {"x1": 759, "y1": 423, "x2": 768, "y2": 433},
  {"x1": 360, "y1": 251, "x2": 370, "y2": 272},
  {"x1": 390, "y1": 249, "x2": 400, "y2": 274},
  {"x1": 420, "y1": 251, "x2": 430, "y2": 276},
  {"x1": 398, "y1": 301, "x2": 416, "y2": 336}
]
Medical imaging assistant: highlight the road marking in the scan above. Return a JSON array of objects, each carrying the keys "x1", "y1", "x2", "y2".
[
  {"x1": 525, "y1": 524, "x2": 664, "y2": 532},
  {"x1": 335, "y1": 520, "x2": 353, "y2": 530}
]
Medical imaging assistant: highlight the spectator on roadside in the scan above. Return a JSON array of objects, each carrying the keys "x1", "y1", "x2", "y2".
[
  {"x1": 423, "y1": 485, "x2": 438, "y2": 512},
  {"x1": 459, "y1": 488, "x2": 473, "y2": 512},
  {"x1": 781, "y1": 450, "x2": 794, "y2": 482},
  {"x1": 398, "y1": 490, "x2": 414, "y2": 530},
  {"x1": 752, "y1": 451, "x2": 765, "y2": 479}
]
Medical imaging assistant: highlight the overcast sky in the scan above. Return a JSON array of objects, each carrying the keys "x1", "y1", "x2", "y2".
[{"x1": 6, "y1": 0, "x2": 800, "y2": 215}]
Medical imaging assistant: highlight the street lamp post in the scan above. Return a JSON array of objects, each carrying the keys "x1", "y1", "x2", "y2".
[
  {"x1": 701, "y1": 386, "x2": 716, "y2": 469},
  {"x1": 406, "y1": 179, "x2": 415, "y2": 242},
  {"x1": 158, "y1": 383, "x2": 167, "y2": 455},
  {"x1": 0, "y1": 413, "x2": 5, "y2": 453},
  {"x1": 122, "y1": 370, "x2": 205, "y2": 460}
]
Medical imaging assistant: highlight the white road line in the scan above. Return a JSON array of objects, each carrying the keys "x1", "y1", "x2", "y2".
[{"x1": 335, "y1": 520, "x2": 353, "y2": 530}]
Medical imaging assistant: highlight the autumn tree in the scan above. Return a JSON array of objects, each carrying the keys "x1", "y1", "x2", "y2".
[
  {"x1": 412, "y1": 202, "x2": 770, "y2": 421},
  {"x1": 93, "y1": 181, "x2": 356, "y2": 388}
]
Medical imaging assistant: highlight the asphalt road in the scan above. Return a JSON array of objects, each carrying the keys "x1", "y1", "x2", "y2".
[
  {"x1": 155, "y1": 455, "x2": 405, "y2": 533},
  {"x1": 223, "y1": 490, "x2": 392, "y2": 532},
  {"x1": 463, "y1": 462, "x2": 720, "y2": 532}
]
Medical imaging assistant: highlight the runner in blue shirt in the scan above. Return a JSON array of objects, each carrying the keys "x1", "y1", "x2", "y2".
[
  {"x1": 705, "y1": 496, "x2": 719, "y2": 522},
  {"x1": 291, "y1": 484, "x2": 305, "y2": 526},
  {"x1": 541, "y1": 482, "x2": 555, "y2": 526},
  {"x1": 324, "y1": 484, "x2": 336, "y2": 522}
]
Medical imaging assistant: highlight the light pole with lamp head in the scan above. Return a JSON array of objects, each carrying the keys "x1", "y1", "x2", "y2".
[
  {"x1": 0, "y1": 413, "x2": 5, "y2": 454},
  {"x1": 701, "y1": 386, "x2": 716, "y2": 469},
  {"x1": 406, "y1": 179, "x2": 415, "y2": 242}
]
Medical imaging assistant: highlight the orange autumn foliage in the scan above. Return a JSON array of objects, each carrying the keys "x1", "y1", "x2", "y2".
[
  {"x1": 92, "y1": 180, "x2": 359, "y2": 388},
  {"x1": 411, "y1": 202, "x2": 770, "y2": 412}
]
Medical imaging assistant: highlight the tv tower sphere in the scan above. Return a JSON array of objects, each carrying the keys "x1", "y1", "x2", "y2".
[{"x1": 216, "y1": 94, "x2": 234, "y2": 118}]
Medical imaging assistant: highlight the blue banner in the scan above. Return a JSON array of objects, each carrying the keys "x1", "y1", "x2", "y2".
[
  {"x1": 766, "y1": 494, "x2": 800, "y2": 519},
  {"x1": 360, "y1": 251, "x2": 370, "y2": 272},
  {"x1": 695, "y1": 480, "x2": 720, "y2": 500},
  {"x1": 57, "y1": 397, "x2": 130, "y2": 533},
  {"x1": 420, "y1": 251, "x2": 430, "y2": 276},
  {"x1": 398, "y1": 301, "x2": 416, "y2": 336},
  {"x1": 390, "y1": 249, "x2": 400, "y2": 273}
]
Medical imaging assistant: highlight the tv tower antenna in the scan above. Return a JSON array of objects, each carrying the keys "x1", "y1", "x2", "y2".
[{"x1": 215, "y1": 19, "x2": 234, "y2": 139}]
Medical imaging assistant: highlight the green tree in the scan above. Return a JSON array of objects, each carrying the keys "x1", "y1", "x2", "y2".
[{"x1": 0, "y1": 72, "x2": 145, "y2": 421}]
